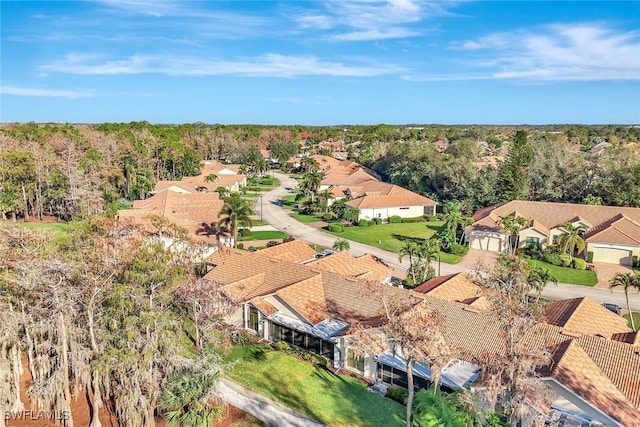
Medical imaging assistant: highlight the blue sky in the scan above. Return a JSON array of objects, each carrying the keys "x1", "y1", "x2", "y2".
[{"x1": 1, "y1": 1, "x2": 639, "y2": 125}]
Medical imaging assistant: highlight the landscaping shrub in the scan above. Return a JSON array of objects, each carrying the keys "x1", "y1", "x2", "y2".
[
  {"x1": 388, "y1": 215, "x2": 402, "y2": 224},
  {"x1": 447, "y1": 243, "x2": 469, "y2": 256},
  {"x1": 559, "y1": 254, "x2": 571, "y2": 267},
  {"x1": 266, "y1": 240, "x2": 280, "y2": 247},
  {"x1": 358, "y1": 219, "x2": 369, "y2": 227},
  {"x1": 259, "y1": 177, "x2": 275, "y2": 185},
  {"x1": 385, "y1": 386, "x2": 408, "y2": 405},
  {"x1": 401, "y1": 216, "x2": 426, "y2": 223},
  {"x1": 543, "y1": 251, "x2": 562, "y2": 266},
  {"x1": 239, "y1": 228, "x2": 252, "y2": 238},
  {"x1": 633, "y1": 255, "x2": 639, "y2": 267},
  {"x1": 426, "y1": 214, "x2": 439, "y2": 222},
  {"x1": 248, "y1": 246, "x2": 257, "y2": 252},
  {"x1": 573, "y1": 258, "x2": 587, "y2": 270},
  {"x1": 282, "y1": 236, "x2": 295, "y2": 243},
  {"x1": 372, "y1": 217, "x2": 382, "y2": 225},
  {"x1": 328, "y1": 223, "x2": 344, "y2": 233},
  {"x1": 587, "y1": 251, "x2": 594, "y2": 263},
  {"x1": 236, "y1": 243, "x2": 244, "y2": 250},
  {"x1": 232, "y1": 330, "x2": 254, "y2": 346},
  {"x1": 321, "y1": 212, "x2": 338, "y2": 220},
  {"x1": 275, "y1": 341, "x2": 291, "y2": 352}
]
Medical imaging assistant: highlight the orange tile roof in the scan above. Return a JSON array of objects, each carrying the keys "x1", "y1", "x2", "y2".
[
  {"x1": 413, "y1": 273, "x2": 488, "y2": 308},
  {"x1": 545, "y1": 297, "x2": 632, "y2": 338},
  {"x1": 346, "y1": 181, "x2": 436, "y2": 209},
  {"x1": 468, "y1": 201, "x2": 640, "y2": 247},
  {"x1": 258, "y1": 239, "x2": 317, "y2": 263},
  {"x1": 305, "y1": 251, "x2": 393, "y2": 283}
]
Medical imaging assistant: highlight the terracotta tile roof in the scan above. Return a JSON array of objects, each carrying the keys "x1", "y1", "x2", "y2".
[
  {"x1": 305, "y1": 251, "x2": 393, "y2": 283},
  {"x1": 202, "y1": 249, "x2": 318, "y2": 302},
  {"x1": 468, "y1": 201, "x2": 640, "y2": 245},
  {"x1": 258, "y1": 239, "x2": 317, "y2": 263},
  {"x1": 584, "y1": 214, "x2": 640, "y2": 245},
  {"x1": 545, "y1": 297, "x2": 632, "y2": 338},
  {"x1": 546, "y1": 340, "x2": 640, "y2": 426},
  {"x1": 413, "y1": 273, "x2": 487, "y2": 308},
  {"x1": 611, "y1": 331, "x2": 640, "y2": 346},
  {"x1": 322, "y1": 169, "x2": 378, "y2": 187},
  {"x1": 250, "y1": 296, "x2": 277, "y2": 316},
  {"x1": 346, "y1": 181, "x2": 436, "y2": 209}
]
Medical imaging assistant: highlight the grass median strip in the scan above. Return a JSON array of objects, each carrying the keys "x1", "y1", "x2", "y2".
[
  {"x1": 526, "y1": 259, "x2": 598, "y2": 286},
  {"x1": 225, "y1": 345, "x2": 404, "y2": 427}
]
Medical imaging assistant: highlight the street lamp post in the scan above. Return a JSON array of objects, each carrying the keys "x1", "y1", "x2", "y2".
[{"x1": 259, "y1": 195, "x2": 263, "y2": 221}]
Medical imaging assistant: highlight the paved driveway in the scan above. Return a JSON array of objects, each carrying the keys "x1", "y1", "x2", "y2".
[{"x1": 259, "y1": 173, "x2": 640, "y2": 311}]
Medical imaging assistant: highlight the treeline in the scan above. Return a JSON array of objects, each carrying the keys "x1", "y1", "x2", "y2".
[{"x1": 0, "y1": 122, "x2": 638, "y2": 222}]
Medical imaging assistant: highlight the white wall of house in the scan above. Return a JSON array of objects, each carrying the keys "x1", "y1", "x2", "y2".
[
  {"x1": 467, "y1": 231, "x2": 507, "y2": 252},
  {"x1": 517, "y1": 228, "x2": 548, "y2": 248},
  {"x1": 358, "y1": 205, "x2": 433, "y2": 221}
]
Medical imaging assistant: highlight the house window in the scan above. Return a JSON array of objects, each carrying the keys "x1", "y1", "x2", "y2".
[
  {"x1": 347, "y1": 350, "x2": 365, "y2": 372},
  {"x1": 377, "y1": 363, "x2": 431, "y2": 391},
  {"x1": 525, "y1": 236, "x2": 540, "y2": 247},
  {"x1": 268, "y1": 322, "x2": 334, "y2": 361},
  {"x1": 248, "y1": 307, "x2": 259, "y2": 332},
  {"x1": 399, "y1": 207, "x2": 409, "y2": 210}
]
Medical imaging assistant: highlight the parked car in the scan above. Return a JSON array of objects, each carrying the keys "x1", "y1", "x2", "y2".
[
  {"x1": 314, "y1": 249, "x2": 335, "y2": 259},
  {"x1": 601, "y1": 303, "x2": 621, "y2": 315}
]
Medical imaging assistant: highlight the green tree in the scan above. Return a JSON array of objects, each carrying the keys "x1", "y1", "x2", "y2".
[
  {"x1": 159, "y1": 370, "x2": 223, "y2": 427},
  {"x1": 499, "y1": 130, "x2": 532, "y2": 201},
  {"x1": 527, "y1": 267, "x2": 558, "y2": 303},
  {"x1": 412, "y1": 387, "x2": 476, "y2": 427},
  {"x1": 399, "y1": 240, "x2": 420, "y2": 285},
  {"x1": 556, "y1": 223, "x2": 587, "y2": 262},
  {"x1": 609, "y1": 273, "x2": 640, "y2": 332},
  {"x1": 442, "y1": 210, "x2": 472, "y2": 242},
  {"x1": 217, "y1": 197, "x2": 253, "y2": 248},
  {"x1": 332, "y1": 238, "x2": 350, "y2": 252},
  {"x1": 298, "y1": 171, "x2": 323, "y2": 202},
  {"x1": 497, "y1": 215, "x2": 529, "y2": 255}
]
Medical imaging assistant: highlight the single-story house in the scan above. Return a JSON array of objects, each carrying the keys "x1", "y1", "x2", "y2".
[
  {"x1": 466, "y1": 201, "x2": 640, "y2": 265},
  {"x1": 345, "y1": 181, "x2": 437, "y2": 221}
]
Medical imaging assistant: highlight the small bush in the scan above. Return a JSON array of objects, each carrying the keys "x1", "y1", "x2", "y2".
[
  {"x1": 448, "y1": 243, "x2": 469, "y2": 256},
  {"x1": 266, "y1": 240, "x2": 280, "y2": 247},
  {"x1": 236, "y1": 243, "x2": 244, "y2": 250},
  {"x1": 321, "y1": 211, "x2": 338, "y2": 220},
  {"x1": 586, "y1": 251, "x2": 594, "y2": 263},
  {"x1": 372, "y1": 217, "x2": 382, "y2": 225},
  {"x1": 275, "y1": 341, "x2": 290, "y2": 352},
  {"x1": 358, "y1": 219, "x2": 369, "y2": 227},
  {"x1": 328, "y1": 223, "x2": 344, "y2": 233},
  {"x1": 388, "y1": 215, "x2": 402, "y2": 224},
  {"x1": 248, "y1": 246, "x2": 257, "y2": 252},
  {"x1": 426, "y1": 214, "x2": 439, "y2": 222},
  {"x1": 232, "y1": 330, "x2": 254, "y2": 346},
  {"x1": 282, "y1": 236, "x2": 295, "y2": 243},
  {"x1": 559, "y1": 254, "x2": 571, "y2": 267},
  {"x1": 633, "y1": 255, "x2": 639, "y2": 267},
  {"x1": 543, "y1": 251, "x2": 562, "y2": 266},
  {"x1": 573, "y1": 258, "x2": 587, "y2": 270},
  {"x1": 401, "y1": 216, "x2": 426, "y2": 223},
  {"x1": 239, "y1": 228, "x2": 252, "y2": 237},
  {"x1": 385, "y1": 386, "x2": 408, "y2": 405}
]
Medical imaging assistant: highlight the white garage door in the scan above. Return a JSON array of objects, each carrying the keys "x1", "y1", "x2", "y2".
[
  {"x1": 470, "y1": 236, "x2": 502, "y2": 252},
  {"x1": 594, "y1": 248, "x2": 633, "y2": 265}
]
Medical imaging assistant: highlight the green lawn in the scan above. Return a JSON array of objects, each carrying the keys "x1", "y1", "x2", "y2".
[
  {"x1": 225, "y1": 345, "x2": 404, "y2": 427},
  {"x1": 325, "y1": 221, "x2": 463, "y2": 264},
  {"x1": 249, "y1": 219, "x2": 268, "y2": 227},
  {"x1": 241, "y1": 230, "x2": 289, "y2": 241},
  {"x1": 624, "y1": 312, "x2": 640, "y2": 331},
  {"x1": 280, "y1": 195, "x2": 298, "y2": 208},
  {"x1": 526, "y1": 260, "x2": 598, "y2": 286},
  {"x1": 11, "y1": 221, "x2": 72, "y2": 234},
  {"x1": 289, "y1": 212, "x2": 323, "y2": 223}
]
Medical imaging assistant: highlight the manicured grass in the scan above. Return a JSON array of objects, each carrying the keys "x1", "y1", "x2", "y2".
[
  {"x1": 249, "y1": 219, "x2": 268, "y2": 227},
  {"x1": 624, "y1": 312, "x2": 640, "y2": 331},
  {"x1": 325, "y1": 221, "x2": 463, "y2": 264},
  {"x1": 241, "y1": 230, "x2": 289, "y2": 241},
  {"x1": 526, "y1": 260, "x2": 598, "y2": 286},
  {"x1": 226, "y1": 345, "x2": 405, "y2": 427},
  {"x1": 11, "y1": 221, "x2": 72, "y2": 234},
  {"x1": 289, "y1": 212, "x2": 323, "y2": 223},
  {"x1": 280, "y1": 195, "x2": 297, "y2": 208}
]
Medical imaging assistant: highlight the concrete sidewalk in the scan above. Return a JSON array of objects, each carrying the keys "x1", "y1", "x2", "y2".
[{"x1": 218, "y1": 378, "x2": 325, "y2": 427}]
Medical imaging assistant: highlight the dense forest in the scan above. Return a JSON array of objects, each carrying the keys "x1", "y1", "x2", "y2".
[{"x1": 0, "y1": 122, "x2": 638, "y2": 222}]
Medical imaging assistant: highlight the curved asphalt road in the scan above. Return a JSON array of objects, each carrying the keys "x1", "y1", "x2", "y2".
[{"x1": 258, "y1": 173, "x2": 640, "y2": 311}]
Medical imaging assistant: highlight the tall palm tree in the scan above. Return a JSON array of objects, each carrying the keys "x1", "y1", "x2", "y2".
[
  {"x1": 254, "y1": 159, "x2": 269, "y2": 177},
  {"x1": 417, "y1": 239, "x2": 440, "y2": 282},
  {"x1": 498, "y1": 215, "x2": 530, "y2": 255},
  {"x1": 609, "y1": 272, "x2": 640, "y2": 332},
  {"x1": 217, "y1": 197, "x2": 252, "y2": 248},
  {"x1": 399, "y1": 240, "x2": 420, "y2": 285},
  {"x1": 332, "y1": 238, "x2": 350, "y2": 252},
  {"x1": 298, "y1": 171, "x2": 323, "y2": 202},
  {"x1": 159, "y1": 370, "x2": 223, "y2": 427},
  {"x1": 527, "y1": 267, "x2": 558, "y2": 303},
  {"x1": 442, "y1": 210, "x2": 472, "y2": 243},
  {"x1": 557, "y1": 222, "x2": 587, "y2": 262}
]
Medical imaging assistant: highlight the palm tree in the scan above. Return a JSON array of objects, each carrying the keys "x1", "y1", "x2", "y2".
[
  {"x1": 609, "y1": 272, "x2": 640, "y2": 332},
  {"x1": 557, "y1": 222, "x2": 587, "y2": 263},
  {"x1": 332, "y1": 238, "x2": 350, "y2": 252},
  {"x1": 301, "y1": 156, "x2": 320, "y2": 173},
  {"x1": 254, "y1": 159, "x2": 269, "y2": 177},
  {"x1": 319, "y1": 187, "x2": 334, "y2": 212},
  {"x1": 417, "y1": 239, "x2": 440, "y2": 282},
  {"x1": 442, "y1": 210, "x2": 472, "y2": 243},
  {"x1": 399, "y1": 240, "x2": 420, "y2": 285},
  {"x1": 159, "y1": 370, "x2": 223, "y2": 427},
  {"x1": 204, "y1": 173, "x2": 218, "y2": 183},
  {"x1": 217, "y1": 197, "x2": 253, "y2": 248},
  {"x1": 527, "y1": 267, "x2": 558, "y2": 303},
  {"x1": 298, "y1": 171, "x2": 323, "y2": 202},
  {"x1": 498, "y1": 215, "x2": 530, "y2": 255}
]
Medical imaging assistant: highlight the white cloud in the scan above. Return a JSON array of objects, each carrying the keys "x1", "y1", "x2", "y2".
[
  {"x1": 40, "y1": 53, "x2": 405, "y2": 78},
  {"x1": 0, "y1": 86, "x2": 94, "y2": 98},
  {"x1": 449, "y1": 23, "x2": 640, "y2": 81}
]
